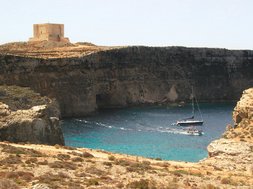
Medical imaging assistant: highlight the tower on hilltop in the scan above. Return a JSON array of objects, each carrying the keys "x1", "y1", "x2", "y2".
[{"x1": 29, "y1": 23, "x2": 70, "y2": 42}]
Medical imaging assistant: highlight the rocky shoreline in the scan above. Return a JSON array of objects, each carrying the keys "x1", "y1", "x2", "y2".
[{"x1": 0, "y1": 85, "x2": 252, "y2": 188}]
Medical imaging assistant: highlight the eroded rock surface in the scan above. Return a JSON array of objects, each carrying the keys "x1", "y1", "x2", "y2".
[
  {"x1": 206, "y1": 139, "x2": 253, "y2": 173},
  {"x1": 204, "y1": 88, "x2": 253, "y2": 175},
  {"x1": 224, "y1": 88, "x2": 253, "y2": 142},
  {"x1": 0, "y1": 86, "x2": 64, "y2": 145},
  {"x1": 0, "y1": 46, "x2": 253, "y2": 117}
]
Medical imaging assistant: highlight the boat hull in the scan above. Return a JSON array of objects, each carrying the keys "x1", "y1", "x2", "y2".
[
  {"x1": 176, "y1": 120, "x2": 204, "y2": 126},
  {"x1": 186, "y1": 131, "x2": 203, "y2": 136}
]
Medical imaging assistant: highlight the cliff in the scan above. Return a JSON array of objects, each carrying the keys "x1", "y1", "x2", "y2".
[
  {"x1": 230, "y1": 88, "x2": 253, "y2": 142},
  {"x1": 0, "y1": 86, "x2": 64, "y2": 145},
  {"x1": 0, "y1": 45, "x2": 253, "y2": 117},
  {"x1": 205, "y1": 88, "x2": 253, "y2": 175}
]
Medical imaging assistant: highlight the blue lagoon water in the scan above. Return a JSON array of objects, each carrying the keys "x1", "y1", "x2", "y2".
[{"x1": 62, "y1": 103, "x2": 234, "y2": 162}]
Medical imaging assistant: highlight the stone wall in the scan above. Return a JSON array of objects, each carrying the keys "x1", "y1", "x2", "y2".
[{"x1": 29, "y1": 23, "x2": 69, "y2": 42}]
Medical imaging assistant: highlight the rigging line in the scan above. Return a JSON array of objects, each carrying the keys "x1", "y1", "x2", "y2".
[
  {"x1": 195, "y1": 93, "x2": 203, "y2": 121},
  {"x1": 191, "y1": 86, "x2": 195, "y2": 117}
]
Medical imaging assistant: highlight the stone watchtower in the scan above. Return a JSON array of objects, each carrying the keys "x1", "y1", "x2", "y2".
[{"x1": 29, "y1": 23, "x2": 69, "y2": 42}]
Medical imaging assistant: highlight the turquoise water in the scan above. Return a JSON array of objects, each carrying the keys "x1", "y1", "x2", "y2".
[{"x1": 62, "y1": 103, "x2": 234, "y2": 162}]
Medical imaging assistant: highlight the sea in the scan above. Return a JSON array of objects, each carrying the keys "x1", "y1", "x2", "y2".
[{"x1": 62, "y1": 103, "x2": 234, "y2": 162}]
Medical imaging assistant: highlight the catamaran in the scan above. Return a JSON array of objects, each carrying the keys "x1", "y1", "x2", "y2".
[{"x1": 176, "y1": 87, "x2": 204, "y2": 126}]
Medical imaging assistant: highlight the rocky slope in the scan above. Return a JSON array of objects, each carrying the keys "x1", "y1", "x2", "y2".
[
  {"x1": 0, "y1": 86, "x2": 64, "y2": 145},
  {"x1": 0, "y1": 45, "x2": 253, "y2": 117}
]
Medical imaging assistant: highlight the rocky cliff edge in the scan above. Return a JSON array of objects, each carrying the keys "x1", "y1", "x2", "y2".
[
  {"x1": 205, "y1": 88, "x2": 253, "y2": 175},
  {"x1": 0, "y1": 86, "x2": 64, "y2": 145}
]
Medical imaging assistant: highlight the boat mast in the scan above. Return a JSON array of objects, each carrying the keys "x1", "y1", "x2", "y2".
[
  {"x1": 191, "y1": 86, "x2": 195, "y2": 118},
  {"x1": 194, "y1": 87, "x2": 203, "y2": 121}
]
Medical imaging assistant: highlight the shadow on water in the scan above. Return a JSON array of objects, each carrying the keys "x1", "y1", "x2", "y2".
[{"x1": 62, "y1": 103, "x2": 235, "y2": 162}]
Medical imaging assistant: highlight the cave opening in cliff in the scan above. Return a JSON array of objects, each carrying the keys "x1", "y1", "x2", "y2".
[{"x1": 96, "y1": 93, "x2": 111, "y2": 109}]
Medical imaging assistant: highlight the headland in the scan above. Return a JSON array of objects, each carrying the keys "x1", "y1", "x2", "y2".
[
  {"x1": 0, "y1": 42, "x2": 252, "y2": 117},
  {"x1": 0, "y1": 40, "x2": 252, "y2": 188}
]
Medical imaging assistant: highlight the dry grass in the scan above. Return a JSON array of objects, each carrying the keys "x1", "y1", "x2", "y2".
[
  {"x1": 0, "y1": 41, "x2": 114, "y2": 59},
  {"x1": 0, "y1": 179, "x2": 20, "y2": 189},
  {"x1": 86, "y1": 178, "x2": 99, "y2": 186},
  {"x1": 56, "y1": 153, "x2": 70, "y2": 160},
  {"x1": 82, "y1": 151, "x2": 94, "y2": 158},
  {"x1": 25, "y1": 158, "x2": 38, "y2": 164},
  {"x1": 0, "y1": 155, "x2": 22, "y2": 165},
  {"x1": 127, "y1": 179, "x2": 157, "y2": 189},
  {"x1": 0, "y1": 86, "x2": 50, "y2": 111},
  {"x1": 126, "y1": 161, "x2": 152, "y2": 173},
  {"x1": 5, "y1": 171, "x2": 34, "y2": 182},
  {"x1": 48, "y1": 161, "x2": 77, "y2": 170},
  {"x1": 1, "y1": 144, "x2": 44, "y2": 157},
  {"x1": 0, "y1": 141, "x2": 251, "y2": 189},
  {"x1": 71, "y1": 157, "x2": 84, "y2": 162},
  {"x1": 85, "y1": 166, "x2": 106, "y2": 176},
  {"x1": 108, "y1": 155, "x2": 116, "y2": 161},
  {"x1": 70, "y1": 151, "x2": 94, "y2": 158}
]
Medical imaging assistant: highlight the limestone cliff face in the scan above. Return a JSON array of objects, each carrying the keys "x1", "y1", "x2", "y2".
[
  {"x1": 205, "y1": 88, "x2": 253, "y2": 174},
  {"x1": 223, "y1": 88, "x2": 253, "y2": 142},
  {"x1": 0, "y1": 46, "x2": 253, "y2": 117},
  {"x1": 0, "y1": 86, "x2": 64, "y2": 145}
]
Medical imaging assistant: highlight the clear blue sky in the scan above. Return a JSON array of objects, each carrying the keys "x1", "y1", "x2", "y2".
[{"x1": 0, "y1": 0, "x2": 252, "y2": 49}]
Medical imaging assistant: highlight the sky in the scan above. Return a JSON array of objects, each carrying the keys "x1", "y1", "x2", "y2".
[{"x1": 0, "y1": 0, "x2": 252, "y2": 49}]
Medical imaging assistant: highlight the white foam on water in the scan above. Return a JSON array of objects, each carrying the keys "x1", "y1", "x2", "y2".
[
  {"x1": 75, "y1": 119, "x2": 201, "y2": 136},
  {"x1": 75, "y1": 119, "x2": 90, "y2": 124},
  {"x1": 95, "y1": 121, "x2": 115, "y2": 129}
]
